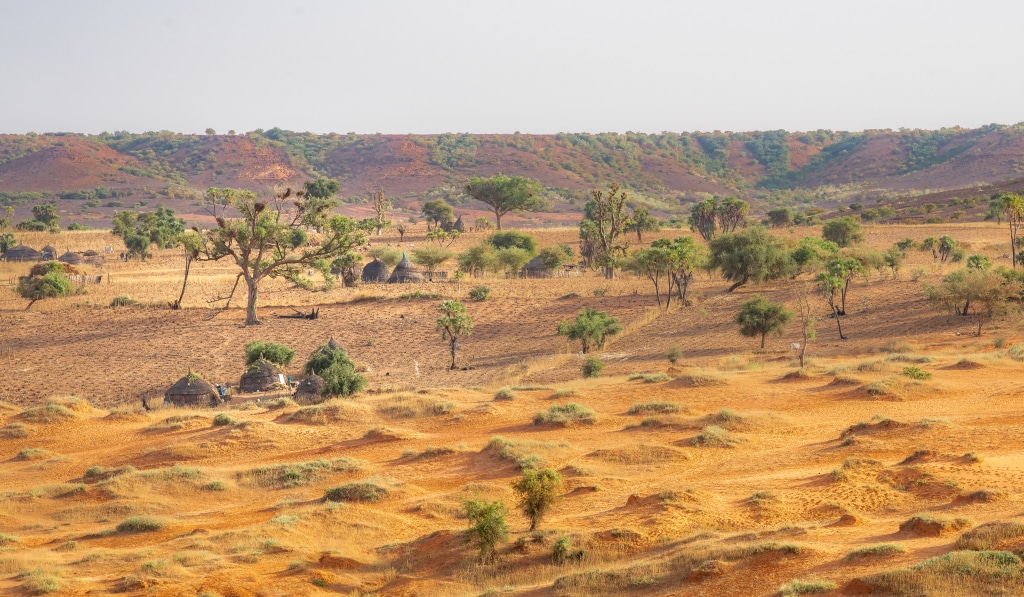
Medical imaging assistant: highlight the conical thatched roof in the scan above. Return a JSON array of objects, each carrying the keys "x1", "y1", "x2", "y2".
[
  {"x1": 294, "y1": 374, "x2": 326, "y2": 404},
  {"x1": 57, "y1": 251, "x2": 83, "y2": 265},
  {"x1": 3, "y1": 245, "x2": 42, "y2": 262},
  {"x1": 387, "y1": 253, "x2": 423, "y2": 284},
  {"x1": 361, "y1": 258, "x2": 390, "y2": 283},
  {"x1": 42, "y1": 245, "x2": 57, "y2": 259},
  {"x1": 239, "y1": 361, "x2": 286, "y2": 393},
  {"x1": 327, "y1": 337, "x2": 344, "y2": 351},
  {"x1": 453, "y1": 215, "x2": 466, "y2": 233},
  {"x1": 523, "y1": 255, "x2": 555, "y2": 278},
  {"x1": 165, "y1": 374, "x2": 219, "y2": 407}
]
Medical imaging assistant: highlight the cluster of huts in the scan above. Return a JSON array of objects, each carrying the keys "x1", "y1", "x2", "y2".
[
  {"x1": 3, "y1": 244, "x2": 101, "y2": 266},
  {"x1": 358, "y1": 253, "x2": 424, "y2": 284},
  {"x1": 164, "y1": 338, "x2": 342, "y2": 408}
]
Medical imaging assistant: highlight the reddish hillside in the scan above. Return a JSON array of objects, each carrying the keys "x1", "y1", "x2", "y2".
[{"x1": 0, "y1": 137, "x2": 153, "y2": 192}]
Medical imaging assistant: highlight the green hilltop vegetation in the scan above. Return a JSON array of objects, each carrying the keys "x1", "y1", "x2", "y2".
[{"x1": 3, "y1": 125, "x2": 1024, "y2": 221}]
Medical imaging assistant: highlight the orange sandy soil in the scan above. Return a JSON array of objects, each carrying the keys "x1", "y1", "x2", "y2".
[{"x1": 0, "y1": 223, "x2": 1022, "y2": 595}]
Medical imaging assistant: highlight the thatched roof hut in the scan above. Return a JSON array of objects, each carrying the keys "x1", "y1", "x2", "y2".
[
  {"x1": 57, "y1": 251, "x2": 83, "y2": 265},
  {"x1": 327, "y1": 337, "x2": 345, "y2": 352},
  {"x1": 165, "y1": 374, "x2": 219, "y2": 407},
  {"x1": 239, "y1": 361, "x2": 286, "y2": 393},
  {"x1": 294, "y1": 374, "x2": 325, "y2": 404},
  {"x1": 387, "y1": 254, "x2": 423, "y2": 284},
  {"x1": 361, "y1": 258, "x2": 390, "y2": 283},
  {"x1": 42, "y1": 245, "x2": 57, "y2": 260},
  {"x1": 523, "y1": 255, "x2": 555, "y2": 278},
  {"x1": 3, "y1": 245, "x2": 43, "y2": 262},
  {"x1": 453, "y1": 215, "x2": 466, "y2": 233}
]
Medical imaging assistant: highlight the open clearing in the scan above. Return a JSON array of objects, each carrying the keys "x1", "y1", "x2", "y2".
[{"x1": 1, "y1": 223, "x2": 1023, "y2": 595}]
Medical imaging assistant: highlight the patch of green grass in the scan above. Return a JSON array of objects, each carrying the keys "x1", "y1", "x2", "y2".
[
  {"x1": 324, "y1": 482, "x2": 388, "y2": 503},
  {"x1": 692, "y1": 425, "x2": 736, "y2": 448},
  {"x1": 116, "y1": 516, "x2": 165, "y2": 533},
  {"x1": 748, "y1": 490, "x2": 777, "y2": 506},
  {"x1": 0, "y1": 423, "x2": 30, "y2": 438},
  {"x1": 846, "y1": 543, "x2": 906, "y2": 560},
  {"x1": 18, "y1": 403, "x2": 75, "y2": 424},
  {"x1": 237, "y1": 458, "x2": 362, "y2": 488},
  {"x1": 0, "y1": 534, "x2": 18, "y2": 546},
  {"x1": 493, "y1": 387, "x2": 516, "y2": 401},
  {"x1": 484, "y1": 436, "x2": 568, "y2": 471},
  {"x1": 17, "y1": 448, "x2": 53, "y2": 461},
  {"x1": 18, "y1": 568, "x2": 60, "y2": 595},
  {"x1": 399, "y1": 290, "x2": 442, "y2": 300},
  {"x1": 550, "y1": 389, "x2": 577, "y2": 399},
  {"x1": 212, "y1": 413, "x2": 237, "y2": 427},
  {"x1": 627, "y1": 401, "x2": 681, "y2": 415},
  {"x1": 887, "y1": 354, "x2": 933, "y2": 363},
  {"x1": 779, "y1": 579, "x2": 836, "y2": 595},
  {"x1": 955, "y1": 521, "x2": 1024, "y2": 551},
  {"x1": 533, "y1": 403, "x2": 595, "y2": 426},
  {"x1": 263, "y1": 397, "x2": 296, "y2": 410},
  {"x1": 902, "y1": 366, "x2": 931, "y2": 380},
  {"x1": 627, "y1": 373, "x2": 670, "y2": 383},
  {"x1": 858, "y1": 550, "x2": 1024, "y2": 595},
  {"x1": 202, "y1": 480, "x2": 227, "y2": 491},
  {"x1": 1007, "y1": 343, "x2": 1024, "y2": 362}
]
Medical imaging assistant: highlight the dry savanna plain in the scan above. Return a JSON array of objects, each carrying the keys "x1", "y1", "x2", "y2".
[{"x1": 2, "y1": 223, "x2": 1024, "y2": 596}]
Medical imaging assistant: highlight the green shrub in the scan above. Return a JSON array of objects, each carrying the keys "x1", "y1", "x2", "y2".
[
  {"x1": 212, "y1": 413, "x2": 237, "y2": 427},
  {"x1": 693, "y1": 425, "x2": 736, "y2": 448},
  {"x1": 581, "y1": 357, "x2": 604, "y2": 378},
  {"x1": 304, "y1": 345, "x2": 365, "y2": 397},
  {"x1": 110, "y1": 295, "x2": 139, "y2": 307},
  {"x1": 243, "y1": 341, "x2": 295, "y2": 367},
  {"x1": 534, "y1": 403, "x2": 595, "y2": 426},
  {"x1": 19, "y1": 568, "x2": 60, "y2": 595},
  {"x1": 468, "y1": 285, "x2": 491, "y2": 301},
  {"x1": 846, "y1": 543, "x2": 906, "y2": 560},
  {"x1": 464, "y1": 498, "x2": 509, "y2": 562},
  {"x1": 324, "y1": 482, "x2": 388, "y2": 503},
  {"x1": 493, "y1": 387, "x2": 516, "y2": 401},
  {"x1": 666, "y1": 346, "x2": 682, "y2": 364},
  {"x1": 902, "y1": 366, "x2": 931, "y2": 380},
  {"x1": 1008, "y1": 343, "x2": 1024, "y2": 362},
  {"x1": 202, "y1": 480, "x2": 227, "y2": 491}
]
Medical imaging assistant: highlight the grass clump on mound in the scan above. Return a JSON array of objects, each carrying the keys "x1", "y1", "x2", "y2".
[
  {"x1": 110, "y1": 295, "x2": 139, "y2": 307},
  {"x1": 375, "y1": 393, "x2": 455, "y2": 418},
  {"x1": 324, "y1": 482, "x2": 388, "y2": 503},
  {"x1": 581, "y1": 357, "x2": 604, "y2": 378},
  {"x1": 0, "y1": 533, "x2": 19, "y2": 546},
  {"x1": 628, "y1": 401, "x2": 681, "y2": 415},
  {"x1": 1007, "y1": 343, "x2": 1024, "y2": 362},
  {"x1": 116, "y1": 516, "x2": 165, "y2": 533},
  {"x1": 857, "y1": 550, "x2": 1024, "y2": 595},
  {"x1": 550, "y1": 389, "x2": 577, "y2": 399},
  {"x1": 145, "y1": 414, "x2": 205, "y2": 432},
  {"x1": 955, "y1": 521, "x2": 1024, "y2": 551},
  {"x1": 779, "y1": 579, "x2": 836, "y2": 595},
  {"x1": 692, "y1": 425, "x2": 737, "y2": 448},
  {"x1": 484, "y1": 436, "x2": 568, "y2": 471},
  {"x1": 287, "y1": 403, "x2": 349, "y2": 425},
  {"x1": 846, "y1": 543, "x2": 906, "y2": 560},
  {"x1": 211, "y1": 413, "x2": 237, "y2": 427},
  {"x1": 899, "y1": 514, "x2": 972, "y2": 536},
  {"x1": 18, "y1": 568, "x2": 61, "y2": 595},
  {"x1": 493, "y1": 387, "x2": 516, "y2": 401},
  {"x1": 17, "y1": 448, "x2": 53, "y2": 461},
  {"x1": 534, "y1": 403, "x2": 595, "y2": 426},
  {"x1": 627, "y1": 372, "x2": 670, "y2": 383},
  {"x1": 237, "y1": 458, "x2": 363, "y2": 488},
  {"x1": 19, "y1": 399, "x2": 81, "y2": 423},
  {"x1": 263, "y1": 397, "x2": 296, "y2": 410},
  {"x1": 83, "y1": 465, "x2": 136, "y2": 482},
  {"x1": 0, "y1": 423, "x2": 30, "y2": 438},
  {"x1": 902, "y1": 366, "x2": 931, "y2": 380}
]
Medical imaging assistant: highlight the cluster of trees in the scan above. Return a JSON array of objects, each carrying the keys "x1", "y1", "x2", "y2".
[
  {"x1": 240, "y1": 339, "x2": 364, "y2": 398},
  {"x1": 455, "y1": 230, "x2": 572, "y2": 278},
  {"x1": 464, "y1": 467, "x2": 564, "y2": 562},
  {"x1": 16, "y1": 204, "x2": 60, "y2": 232},
  {"x1": 687, "y1": 197, "x2": 749, "y2": 241},
  {"x1": 112, "y1": 206, "x2": 185, "y2": 260}
]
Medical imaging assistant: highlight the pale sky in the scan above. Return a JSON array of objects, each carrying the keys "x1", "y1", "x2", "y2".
[{"x1": 1, "y1": 0, "x2": 1022, "y2": 135}]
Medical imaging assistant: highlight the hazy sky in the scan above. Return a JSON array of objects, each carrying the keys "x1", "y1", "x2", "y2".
[{"x1": 2, "y1": 0, "x2": 1022, "y2": 135}]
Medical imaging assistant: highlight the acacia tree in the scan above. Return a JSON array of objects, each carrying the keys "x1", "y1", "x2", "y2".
[
  {"x1": 184, "y1": 185, "x2": 365, "y2": 326},
  {"x1": 736, "y1": 295, "x2": 792, "y2": 349},
  {"x1": 583, "y1": 183, "x2": 633, "y2": 279},
  {"x1": 716, "y1": 197, "x2": 749, "y2": 233},
  {"x1": 629, "y1": 245, "x2": 674, "y2": 309},
  {"x1": 822, "y1": 216, "x2": 864, "y2": 248},
  {"x1": 511, "y1": 468, "x2": 562, "y2": 531},
  {"x1": 817, "y1": 271, "x2": 847, "y2": 340},
  {"x1": 464, "y1": 174, "x2": 544, "y2": 231},
  {"x1": 793, "y1": 284, "x2": 816, "y2": 368},
  {"x1": 626, "y1": 206, "x2": 660, "y2": 243},
  {"x1": 688, "y1": 199, "x2": 717, "y2": 241},
  {"x1": 997, "y1": 192, "x2": 1024, "y2": 268},
  {"x1": 708, "y1": 227, "x2": 792, "y2": 292},
  {"x1": 437, "y1": 300, "x2": 472, "y2": 369},
  {"x1": 823, "y1": 257, "x2": 863, "y2": 316},
  {"x1": 556, "y1": 308, "x2": 622, "y2": 353},
  {"x1": 421, "y1": 199, "x2": 454, "y2": 230},
  {"x1": 926, "y1": 268, "x2": 1021, "y2": 335},
  {"x1": 652, "y1": 236, "x2": 702, "y2": 306},
  {"x1": 370, "y1": 190, "x2": 393, "y2": 236}
]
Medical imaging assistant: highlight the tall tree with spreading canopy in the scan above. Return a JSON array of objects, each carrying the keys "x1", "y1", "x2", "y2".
[
  {"x1": 183, "y1": 185, "x2": 365, "y2": 326},
  {"x1": 926, "y1": 268, "x2": 1021, "y2": 336},
  {"x1": 626, "y1": 206, "x2": 660, "y2": 242},
  {"x1": 688, "y1": 199, "x2": 717, "y2": 241},
  {"x1": 437, "y1": 300, "x2": 473, "y2": 369},
  {"x1": 628, "y1": 245, "x2": 674, "y2": 309},
  {"x1": 708, "y1": 227, "x2": 792, "y2": 292},
  {"x1": 822, "y1": 216, "x2": 864, "y2": 248},
  {"x1": 464, "y1": 174, "x2": 545, "y2": 231},
  {"x1": 716, "y1": 197, "x2": 749, "y2": 233},
  {"x1": 511, "y1": 468, "x2": 562, "y2": 531},
  {"x1": 556, "y1": 308, "x2": 622, "y2": 353},
  {"x1": 735, "y1": 295, "x2": 792, "y2": 349},
  {"x1": 652, "y1": 236, "x2": 703, "y2": 306},
  {"x1": 421, "y1": 199, "x2": 454, "y2": 230}
]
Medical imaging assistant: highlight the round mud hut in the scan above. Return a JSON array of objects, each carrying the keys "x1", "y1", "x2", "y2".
[
  {"x1": 522, "y1": 255, "x2": 556, "y2": 278},
  {"x1": 239, "y1": 361, "x2": 287, "y2": 393},
  {"x1": 294, "y1": 374, "x2": 325, "y2": 404},
  {"x1": 42, "y1": 245, "x2": 57, "y2": 260},
  {"x1": 327, "y1": 337, "x2": 345, "y2": 352},
  {"x1": 387, "y1": 253, "x2": 423, "y2": 284},
  {"x1": 361, "y1": 258, "x2": 390, "y2": 283},
  {"x1": 57, "y1": 251, "x2": 83, "y2": 266},
  {"x1": 3, "y1": 245, "x2": 43, "y2": 262},
  {"x1": 165, "y1": 374, "x2": 220, "y2": 407}
]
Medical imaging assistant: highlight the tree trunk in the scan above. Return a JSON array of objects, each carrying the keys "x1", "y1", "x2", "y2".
[
  {"x1": 244, "y1": 278, "x2": 260, "y2": 326},
  {"x1": 603, "y1": 266, "x2": 615, "y2": 280},
  {"x1": 832, "y1": 305, "x2": 846, "y2": 340},
  {"x1": 450, "y1": 339, "x2": 457, "y2": 369},
  {"x1": 172, "y1": 254, "x2": 192, "y2": 309},
  {"x1": 760, "y1": 333, "x2": 766, "y2": 349},
  {"x1": 727, "y1": 277, "x2": 747, "y2": 292},
  {"x1": 495, "y1": 211, "x2": 503, "y2": 231}
]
